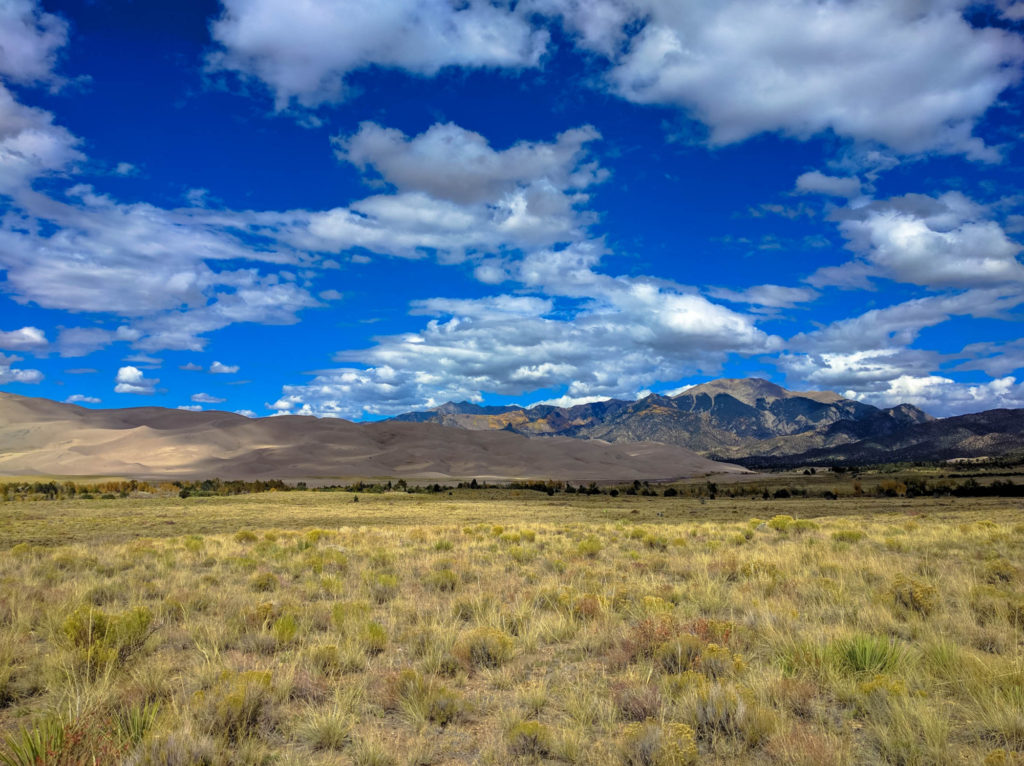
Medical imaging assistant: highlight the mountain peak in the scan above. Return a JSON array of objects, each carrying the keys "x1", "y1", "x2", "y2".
[{"x1": 676, "y1": 378, "x2": 845, "y2": 407}]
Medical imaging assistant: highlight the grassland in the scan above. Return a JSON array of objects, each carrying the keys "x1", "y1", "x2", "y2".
[{"x1": 1, "y1": 488, "x2": 1023, "y2": 765}]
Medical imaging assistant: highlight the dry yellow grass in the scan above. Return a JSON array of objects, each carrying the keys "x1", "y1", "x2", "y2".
[{"x1": 1, "y1": 489, "x2": 1022, "y2": 765}]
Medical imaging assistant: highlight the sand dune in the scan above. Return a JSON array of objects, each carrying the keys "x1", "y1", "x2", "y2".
[{"x1": 0, "y1": 392, "x2": 747, "y2": 481}]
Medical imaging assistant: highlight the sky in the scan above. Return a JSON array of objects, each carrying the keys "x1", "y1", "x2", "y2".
[{"x1": 1, "y1": 0, "x2": 1024, "y2": 420}]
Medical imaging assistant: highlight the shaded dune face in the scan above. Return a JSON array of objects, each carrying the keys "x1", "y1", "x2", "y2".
[{"x1": 0, "y1": 393, "x2": 748, "y2": 481}]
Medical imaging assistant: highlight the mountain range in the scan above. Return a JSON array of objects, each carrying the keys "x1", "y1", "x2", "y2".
[
  {"x1": 0, "y1": 392, "x2": 744, "y2": 481},
  {"x1": 392, "y1": 378, "x2": 1024, "y2": 464}
]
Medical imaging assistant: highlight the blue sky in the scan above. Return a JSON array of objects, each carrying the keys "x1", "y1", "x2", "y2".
[{"x1": 1, "y1": 0, "x2": 1024, "y2": 419}]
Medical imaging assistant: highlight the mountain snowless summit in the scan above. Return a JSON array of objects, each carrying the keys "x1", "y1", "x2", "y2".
[
  {"x1": 0, "y1": 392, "x2": 746, "y2": 481},
  {"x1": 392, "y1": 377, "x2": 936, "y2": 458}
]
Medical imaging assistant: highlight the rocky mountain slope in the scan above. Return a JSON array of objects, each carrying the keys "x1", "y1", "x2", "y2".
[
  {"x1": 736, "y1": 408, "x2": 1024, "y2": 467},
  {"x1": 0, "y1": 392, "x2": 746, "y2": 481},
  {"x1": 392, "y1": 378, "x2": 934, "y2": 458}
]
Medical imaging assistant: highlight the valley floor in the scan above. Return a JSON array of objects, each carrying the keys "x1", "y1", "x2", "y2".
[{"x1": 1, "y1": 491, "x2": 1022, "y2": 765}]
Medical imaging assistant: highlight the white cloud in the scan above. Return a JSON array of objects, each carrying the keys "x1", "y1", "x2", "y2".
[
  {"x1": 209, "y1": 361, "x2": 239, "y2": 374},
  {"x1": 208, "y1": 0, "x2": 549, "y2": 108},
  {"x1": 265, "y1": 122, "x2": 606, "y2": 261},
  {"x1": 0, "y1": 82, "x2": 82, "y2": 192},
  {"x1": 113, "y1": 161, "x2": 137, "y2": 176},
  {"x1": 828, "y1": 192, "x2": 1024, "y2": 289},
  {"x1": 707, "y1": 284, "x2": 819, "y2": 309},
  {"x1": 790, "y1": 290, "x2": 1024, "y2": 354},
  {"x1": 0, "y1": 325, "x2": 46, "y2": 350},
  {"x1": 56, "y1": 326, "x2": 141, "y2": 357},
  {"x1": 235, "y1": 408, "x2": 257, "y2": 417},
  {"x1": 123, "y1": 354, "x2": 161, "y2": 367},
  {"x1": 956, "y1": 339, "x2": 1024, "y2": 378},
  {"x1": 778, "y1": 347, "x2": 943, "y2": 392},
  {"x1": 276, "y1": 271, "x2": 780, "y2": 417},
  {"x1": 177, "y1": 404, "x2": 203, "y2": 411},
  {"x1": 530, "y1": 393, "x2": 616, "y2": 408},
  {"x1": 795, "y1": 171, "x2": 862, "y2": 199},
  {"x1": 0, "y1": 351, "x2": 42, "y2": 384},
  {"x1": 65, "y1": 394, "x2": 100, "y2": 404},
  {"x1": 338, "y1": 122, "x2": 606, "y2": 205},
  {"x1": 179, "y1": 362, "x2": 203, "y2": 371},
  {"x1": 191, "y1": 392, "x2": 226, "y2": 403},
  {"x1": 114, "y1": 365, "x2": 158, "y2": 394},
  {"x1": 0, "y1": 0, "x2": 68, "y2": 84},
  {"x1": 845, "y1": 375, "x2": 1024, "y2": 417},
  {"x1": 590, "y1": 0, "x2": 1023, "y2": 158}
]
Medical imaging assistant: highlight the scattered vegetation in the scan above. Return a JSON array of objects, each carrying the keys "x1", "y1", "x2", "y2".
[{"x1": 0, "y1": 485, "x2": 1022, "y2": 764}]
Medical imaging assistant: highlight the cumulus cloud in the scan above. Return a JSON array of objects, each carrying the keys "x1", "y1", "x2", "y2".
[
  {"x1": 56, "y1": 326, "x2": 141, "y2": 357},
  {"x1": 337, "y1": 122, "x2": 606, "y2": 205},
  {"x1": 844, "y1": 193, "x2": 1024, "y2": 288},
  {"x1": 707, "y1": 284, "x2": 819, "y2": 309},
  {"x1": 844, "y1": 375, "x2": 1024, "y2": 417},
  {"x1": 778, "y1": 347, "x2": 943, "y2": 392},
  {"x1": 209, "y1": 361, "x2": 239, "y2": 374},
  {"x1": 790, "y1": 290, "x2": 1024, "y2": 355},
  {"x1": 114, "y1": 365, "x2": 158, "y2": 394},
  {"x1": 191, "y1": 392, "x2": 225, "y2": 403},
  {"x1": 0, "y1": 325, "x2": 46, "y2": 350},
  {"x1": 0, "y1": 0, "x2": 67, "y2": 84},
  {"x1": 0, "y1": 83, "x2": 82, "y2": 192},
  {"x1": 179, "y1": 362, "x2": 203, "y2": 371},
  {"x1": 264, "y1": 122, "x2": 606, "y2": 261},
  {"x1": 177, "y1": 404, "x2": 203, "y2": 411},
  {"x1": 208, "y1": 0, "x2": 548, "y2": 108},
  {"x1": 208, "y1": 0, "x2": 1023, "y2": 156},
  {"x1": 0, "y1": 351, "x2": 42, "y2": 384},
  {"x1": 955, "y1": 339, "x2": 1024, "y2": 378},
  {"x1": 275, "y1": 271, "x2": 780, "y2": 417},
  {"x1": 65, "y1": 394, "x2": 100, "y2": 404},
  {"x1": 812, "y1": 192, "x2": 1024, "y2": 290},
  {"x1": 795, "y1": 171, "x2": 862, "y2": 199},
  {"x1": 590, "y1": 0, "x2": 1023, "y2": 158}
]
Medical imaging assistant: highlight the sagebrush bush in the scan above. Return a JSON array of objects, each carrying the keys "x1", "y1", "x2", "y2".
[
  {"x1": 507, "y1": 720, "x2": 554, "y2": 757},
  {"x1": 619, "y1": 720, "x2": 698, "y2": 766},
  {"x1": 891, "y1": 575, "x2": 938, "y2": 616},
  {"x1": 194, "y1": 670, "x2": 276, "y2": 743},
  {"x1": 455, "y1": 626, "x2": 514, "y2": 668}
]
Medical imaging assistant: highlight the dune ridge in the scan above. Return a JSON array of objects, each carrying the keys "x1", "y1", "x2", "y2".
[{"x1": 0, "y1": 392, "x2": 747, "y2": 481}]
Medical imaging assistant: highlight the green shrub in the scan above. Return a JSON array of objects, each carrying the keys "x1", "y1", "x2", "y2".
[
  {"x1": 251, "y1": 572, "x2": 279, "y2": 592},
  {"x1": 194, "y1": 670, "x2": 275, "y2": 743},
  {"x1": 657, "y1": 635, "x2": 703, "y2": 674},
  {"x1": 425, "y1": 568, "x2": 458, "y2": 592},
  {"x1": 360, "y1": 621, "x2": 387, "y2": 655},
  {"x1": 984, "y1": 558, "x2": 1017, "y2": 584},
  {"x1": 365, "y1": 572, "x2": 399, "y2": 603},
  {"x1": 271, "y1": 613, "x2": 299, "y2": 645},
  {"x1": 385, "y1": 670, "x2": 465, "y2": 726},
  {"x1": 577, "y1": 536, "x2": 603, "y2": 557},
  {"x1": 768, "y1": 515, "x2": 794, "y2": 533},
  {"x1": 892, "y1": 575, "x2": 938, "y2": 615},
  {"x1": 619, "y1": 721, "x2": 698, "y2": 766},
  {"x1": 62, "y1": 604, "x2": 153, "y2": 677},
  {"x1": 455, "y1": 626, "x2": 514, "y2": 668},
  {"x1": 831, "y1": 529, "x2": 865, "y2": 543},
  {"x1": 507, "y1": 720, "x2": 554, "y2": 757},
  {"x1": 685, "y1": 682, "x2": 774, "y2": 747}
]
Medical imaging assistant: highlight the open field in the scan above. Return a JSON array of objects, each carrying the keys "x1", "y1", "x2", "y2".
[{"x1": 1, "y1": 490, "x2": 1023, "y2": 764}]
